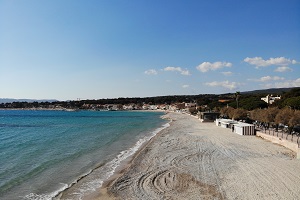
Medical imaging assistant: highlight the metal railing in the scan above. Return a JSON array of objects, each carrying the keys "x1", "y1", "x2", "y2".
[{"x1": 256, "y1": 126, "x2": 300, "y2": 148}]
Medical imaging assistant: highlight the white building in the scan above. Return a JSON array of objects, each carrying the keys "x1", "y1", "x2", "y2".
[
  {"x1": 216, "y1": 119, "x2": 238, "y2": 128},
  {"x1": 233, "y1": 122, "x2": 255, "y2": 135},
  {"x1": 261, "y1": 95, "x2": 281, "y2": 104},
  {"x1": 185, "y1": 103, "x2": 197, "y2": 108},
  {"x1": 216, "y1": 119, "x2": 255, "y2": 135},
  {"x1": 149, "y1": 105, "x2": 158, "y2": 110}
]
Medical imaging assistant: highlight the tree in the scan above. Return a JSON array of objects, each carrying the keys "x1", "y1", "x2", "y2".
[
  {"x1": 250, "y1": 108, "x2": 265, "y2": 122},
  {"x1": 196, "y1": 98, "x2": 210, "y2": 106},
  {"x1": 213, "y1": 106, "x2": 221, "y2": 112},
  {"x1": 238, "y1": 96, "x2": 268, "y2": 110},
  {"x1": 275, "y1": 107, "x2": 294, "y2": 126},
  {"x1": 265, "y1": 107, "x2": 279, "y2": 126},
  {"x1": 289, "y1": 110, "x2": 300, "y2": 131},
  {"x1": 281, "y1": 87, "x2": 300, "y2": 99},
  {"x1": 284, "y1": 97, "x2": 300, "y2": 110},
  {"x1": 188, "y1": 107, "x2": 197, "y2": 115},
  {"x1": 234, "y1": 91, "x2": 240, "y2": 109},
  {"x1": 232, "y1": 108, "x2": 248, "y2": 120},
  {"x1": 220, "y1": 106, "x2": 235, "y2": 119},
  {"x1": 273, "y1": 88, "x2": 300, "y2": 108},
  {"x1": 259, "y1": 107, "x2": 279, "y2": 134}
]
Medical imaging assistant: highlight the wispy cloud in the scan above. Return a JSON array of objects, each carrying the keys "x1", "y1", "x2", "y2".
[
  {"x1": 261, "y1": 78, "x2": 300, "y2": 88},
  {"x1": 182, "y1": 84, "x2": 189, "y2": 88},
  {"x1": 196, "y1": 62, "x2": 232, "y2": 73},
  {"x1": 261, "y1": 76, "x2": 284, "y2": 82},
  {"x1": 274, "y1": 66, "x2": 293, "y2": 72},
  {"x1": 205, "y1": 80, "x2": 239, "y2": 90},
  {"x1": 144, "y1": 69, "x2": 158, "y2": 75},
  {"x1": 248, "y1": 76, "x2": 285, "y2": 82},
  {"x1": 244, "y1": 57, "x2": 297, "y2": 68},
  {"x1": 163, "y1": 67, "x2": 191, "y2": 75},
  {"x1": 221, "y1": 71, "x2": 233, "y2": 76}
]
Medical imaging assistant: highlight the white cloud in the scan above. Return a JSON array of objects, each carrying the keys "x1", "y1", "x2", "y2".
[
  {"x1": 180, "y1": 70, "x2": 191, "y2": 76},
  {"x1": 248, "y1": 76, "x2": 285, "y2": 82},
  {"x1": 274, "y1": 66, "x2": 293, "y2": 72},
  {"x1": 259, "y1": 76, "x2": 272, "y2": 82},
  {"x1": 144, "y1": 69, "x2": 158, "y2": 75},
  {"x1": 182, "y1": 84, "x2": 189, "y2": 88},
  {"x1": 221, "y1": 71, "x2": 233, "y2": 76},
  {"x1": 205, "y1": 80, "x2": 239, "y2": 90},
  {"x1": 244, "y1": 57, "x2": 297, "y2": 68},
  {"x1": 261, "y1": 78, "x2": 300, "y2": 88},
  {"x1": 260, "y1": 76, "x2": 285, "y2": 82},
  {"x1": 196, "y1": 61, "x2": 232, "y2": 73},
  {"x1": 163, "y1": 67, "x2": 191, "y2": 75},
  {"x1": 272, "y1": 76, "x2": 285, "y2": 81}
]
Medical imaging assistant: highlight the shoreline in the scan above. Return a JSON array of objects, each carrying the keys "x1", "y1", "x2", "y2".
[
  {"x1": 83, "y1": 113, "x2": 172, "y2": 200},
  {"x1": 99, "y1": 112, "x2": 300, "y2": 199},
  {"x1": 88, "y1": 114, "x2": 172, "y2": 200},
  {"x1": 56, "y1": 111, "x2": 171, "y2": 200},
  {"x1": 0, "y1": 108, "x2": 168, "y2": 112},
  {"x1": 0, "y1": 110, "x2": 169, "y2": 200}
]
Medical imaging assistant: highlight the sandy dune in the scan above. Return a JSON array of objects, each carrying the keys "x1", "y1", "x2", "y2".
[{"x1": 105, "y1": 112, "x2": 300, "y2": 200}]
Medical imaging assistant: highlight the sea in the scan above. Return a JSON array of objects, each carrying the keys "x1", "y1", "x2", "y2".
[{"x1": 0, "y1": 110, "x2": 169, "y2": 200}]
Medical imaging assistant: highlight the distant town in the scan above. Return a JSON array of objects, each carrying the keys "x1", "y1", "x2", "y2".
[
  {"x1": 1, "y1": 87, "x2": 299, "y2": 112},
  {"x1": 1, "y1": 87, "x2": 300, "y2": 135}
]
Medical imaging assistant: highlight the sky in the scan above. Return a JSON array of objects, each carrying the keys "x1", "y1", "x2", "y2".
[{"x1": 0, "y1": 0, "x2": 299, "y2": 101}]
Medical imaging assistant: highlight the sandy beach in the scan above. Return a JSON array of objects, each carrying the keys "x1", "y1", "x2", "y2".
[{"x1": 98, "y1": 112, "x2": 300, "y2": 199}]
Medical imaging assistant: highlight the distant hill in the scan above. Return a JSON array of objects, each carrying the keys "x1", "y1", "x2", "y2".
[
  {"x1": 0, "y1": 98, "x2": 58, "y2": 103},
  {"x1": 241, "y1": 87, "x2": 298, "y2": 95},
  {"x1": 0, "y1": 87, "x2": 298, "y2": 104}
]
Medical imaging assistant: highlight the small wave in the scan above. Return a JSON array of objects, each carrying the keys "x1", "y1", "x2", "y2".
[
  {"x1": 62, "y1": 122, "x2": 170, "y2": 200},
  {"x1": 0, "y1": 123, "x2": 44, "y2": 128},
  {"x1": 22, "y1": 183, "x2": 68, "y2": 200},
  {"x1": 22, "y1": 121, "x2": 170, "y2": 200}
]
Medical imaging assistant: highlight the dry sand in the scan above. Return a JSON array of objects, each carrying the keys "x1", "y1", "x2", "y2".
[{"x1": 100, "y1": 112, "x2": 300, "y2": 200}]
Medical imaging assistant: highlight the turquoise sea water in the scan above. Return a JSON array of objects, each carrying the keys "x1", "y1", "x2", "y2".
[{"x1": 0, "y1": 110, "x2": 168, "y2": 200}]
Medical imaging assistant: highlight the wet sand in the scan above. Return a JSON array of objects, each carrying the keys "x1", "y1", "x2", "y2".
[{"x1": 97, "y1": 112, "x2": 300, "y2": 199}]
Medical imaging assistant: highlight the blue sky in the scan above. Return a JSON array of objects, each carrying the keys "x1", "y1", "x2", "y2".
[{"x1": 0, "y1": 0, "x2": 299, "y2": 100}]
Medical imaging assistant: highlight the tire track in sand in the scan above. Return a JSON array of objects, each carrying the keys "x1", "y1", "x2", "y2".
[
  {"x1": 132, "y1": 168, "x2": 223, "y2": 200},
  {"x1": 108, "y1": 113, "x2": 300, "y2": 200}
]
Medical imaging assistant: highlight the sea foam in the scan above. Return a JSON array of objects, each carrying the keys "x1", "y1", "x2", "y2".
[
  {"x1": 22, "y1": 121, "x2": 170, "y2": 200},
  {"x1": 63, "y1": 122, "x2": 170, "y2": 200}
]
